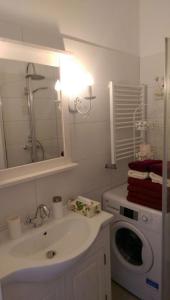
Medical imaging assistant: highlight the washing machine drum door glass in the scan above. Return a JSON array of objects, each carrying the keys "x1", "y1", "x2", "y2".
[
  {"x1": 116, "y1": 228, "x2": 143, "y2": 266},
  {"x1": 112, "y1": 222, "x2": 153, "y2": 273}
]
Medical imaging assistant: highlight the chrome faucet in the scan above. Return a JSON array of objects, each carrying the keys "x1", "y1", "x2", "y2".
[{"x1": 25, "y1": 204, "x2": 50, "y2": 227}]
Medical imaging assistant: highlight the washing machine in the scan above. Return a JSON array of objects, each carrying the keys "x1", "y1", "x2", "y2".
[{"x1": 103, "y1": 184, "x2": 162, "y2": 300}]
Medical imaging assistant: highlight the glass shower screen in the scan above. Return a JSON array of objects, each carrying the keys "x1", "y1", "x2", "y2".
[{"x1": 162, "y1": 37, "x2": 170, "y2": 300}]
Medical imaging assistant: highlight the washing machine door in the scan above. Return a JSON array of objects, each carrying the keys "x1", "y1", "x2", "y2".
[{"x1": 111, "y1": 221, "x2": 153, "y2": 273}]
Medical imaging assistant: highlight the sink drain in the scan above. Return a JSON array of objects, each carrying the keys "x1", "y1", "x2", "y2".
[{"x1": 46, "y1": 250, "x2": 56, "y2": 259}]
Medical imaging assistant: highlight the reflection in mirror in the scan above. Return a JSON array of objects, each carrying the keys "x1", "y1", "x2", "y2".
[{"x1": 0, "y1": 59, "x2": 64, "y2": 169}]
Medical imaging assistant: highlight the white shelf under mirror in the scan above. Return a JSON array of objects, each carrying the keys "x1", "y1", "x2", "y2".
[{"x1": 0, "y1": 160, "x2": 78, "y2": 189}]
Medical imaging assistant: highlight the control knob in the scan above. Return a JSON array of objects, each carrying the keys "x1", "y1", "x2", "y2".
[{"x1": 142, "y1": 215, "x2": 149, "y2": 223}]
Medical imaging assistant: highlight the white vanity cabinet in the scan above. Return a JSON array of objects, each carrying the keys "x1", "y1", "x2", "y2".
[
  {"x1": 2, "y1": 224, "x2": 111, "y2": 300},
  {"x1": 66, "y1": 250, "x2": 105, "y2": 300},
  {"x1": 2, "y1": 276, "x2": 66, "y2": 300},
  {"x1": 65, "y1": 225, "x2": 111, "y2": 300}
]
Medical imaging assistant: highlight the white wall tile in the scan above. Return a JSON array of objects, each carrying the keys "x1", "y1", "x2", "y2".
[
  {"x1": 140, "y1": 53, "x2": 164, "y2": 159},
  {"x1": 83, "y1": 186, "x2": 113, "y2": 203},
  {"x1": 68, "y1": 153, "x2": 112, "y2": 195},
  {"x1": 0, "y1": 182, "x2": 36, "y2": 225},
  {"x1": 35, "y1": 152, "x2": 111, "y2": 207},
  {"x1": 4, "y1": 120, "x2": 29, "y2": 146},
  {"x1": 36, "y1": 119, "x2": 57, "y2": 140},
  {"x1": 42, "y1": 139, "x2": 59, "y2": 158},
  {"x1": 0, "y1": 78, "x2": 25, "y2": 98},
  {"x1": 35, "y1": 169, "x2": 81, "y2": 207},
  {"x1": 34, "y1": 98, "x2": 56, "y2": 120},
  {"x1": 6, "y1": 144, "x2": 31, "y2": 168},
  {"x1": 70, "y1": 121, "x2": 107, "y2": 161},
  {"x1": 2, "y1": 98, "x2": 28, "y2": 122}
]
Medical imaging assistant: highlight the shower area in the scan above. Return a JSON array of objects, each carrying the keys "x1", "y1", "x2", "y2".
[
  {"x1": 162, "y1": 37, "x2": 170, "y2": 300},
  {"x1": 25, "y1": 62, "x2": 48, "y2": 162},
  {"x1": 139, "y1": 36, "x2": 170, "y2": 299},
  {"x1": 0, "y1": 60, "x2": 63, "y2": 168}
]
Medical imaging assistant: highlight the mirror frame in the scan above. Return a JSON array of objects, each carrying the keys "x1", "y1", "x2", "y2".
[{"x1": 0, "y1": 37, "x2": 77, "y2": 188}]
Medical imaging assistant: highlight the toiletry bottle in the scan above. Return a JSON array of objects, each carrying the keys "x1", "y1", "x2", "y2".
[{"x1": 52, "y1": 196, "x2": 63, "y2": 219}]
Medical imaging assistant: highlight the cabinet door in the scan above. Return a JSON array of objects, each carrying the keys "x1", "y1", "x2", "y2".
[
  {"x1": 66, "y1": 248, "x2": 106, "y2": 300},
  {"x1": 2, "y1": 275, "x2": 65, "y2": 300}
]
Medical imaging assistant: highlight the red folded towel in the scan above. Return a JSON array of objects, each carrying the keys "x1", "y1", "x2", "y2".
[
  {"x1": 127, "y1": 191, "x2": 162, "y2": 202},
  {"x1": 127, "y1": 184, "x2": 162, "y2": 198},
  {"x1": 128, "y1": 160, "x2": 162, "y2": 172},
  {"x1": 127, "y1": 192, "x2": 162, "y2": 211},
  {"x1": 128, "y1": 177, "x2": 162, "y2": 192},
  {"x1": 127, "y1": 196, "x2": 162, "y2": 211},
  {"x1": 150, "y1": 162, "x2": 170, "y2": 177}
]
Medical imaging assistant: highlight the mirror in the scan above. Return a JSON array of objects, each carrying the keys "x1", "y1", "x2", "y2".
[{"x1": 0, "y1": 59, "x2": 64, "y2": 169}]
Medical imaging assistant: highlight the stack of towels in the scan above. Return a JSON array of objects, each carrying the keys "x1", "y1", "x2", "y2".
[{"x1": 127, "y1": 160, "x2": 170, "y2": 211}]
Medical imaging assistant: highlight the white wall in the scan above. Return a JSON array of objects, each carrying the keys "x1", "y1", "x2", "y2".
[
  {"x1": 0, "y1": 1, "x2": 140, "y2": 229},
  {"x1": 140, "y1": 0, "x2": 170, "y2": 57},
  {"x1": 0, "y1": 0, "x2": 139, "y2": 55}
]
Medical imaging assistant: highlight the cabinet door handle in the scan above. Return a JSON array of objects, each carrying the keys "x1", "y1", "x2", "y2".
[{"x1": 104, "y1": 253, "x2": 107, "y2": 265}]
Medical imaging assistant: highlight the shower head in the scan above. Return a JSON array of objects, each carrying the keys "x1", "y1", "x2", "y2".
[
  {"x1": 26, "y1": 74, "x2": 45, "y2": 80},
  {"x1": 26, "y1": 63, "x2": 45, "y2": 80},
  {"x1": 32, "y1": 87, "x2": 48, "y2": 94}
]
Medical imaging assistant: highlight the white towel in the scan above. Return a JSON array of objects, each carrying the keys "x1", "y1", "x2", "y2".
[
  {"x1": 149, "y1": 172, "x2": 170, "y2": 187},
  {"x1": 128, "y1": 170, "x2": 149, "y2": 180},
  {"x1": 149, "y1": 172, "x2": 162, "y2": 184}
]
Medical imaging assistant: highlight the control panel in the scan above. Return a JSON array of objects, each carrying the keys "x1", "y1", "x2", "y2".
[
  {"x1": 120, "y1": 206, "x2": 138, "y2": 220},
  {"x1": 103, "y1": 197, "x2": 162, "y2": 232}
]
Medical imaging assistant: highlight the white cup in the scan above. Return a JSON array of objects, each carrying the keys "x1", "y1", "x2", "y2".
[
  {"x1": 52, "y1": 202, "x2": 63, "y2": 219},
  {"x1": 7, "y1": 216, "x2": 22, "y2": 240}
]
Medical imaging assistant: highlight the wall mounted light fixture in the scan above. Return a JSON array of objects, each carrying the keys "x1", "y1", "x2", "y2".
[
  {"x1": 54, "y1": 79, "x2": 62, "y2": 105},
  {"x1": 69, "y1": 73, "x2": 96, "y2": 115},
  {"x1": 59, "y1": 55, "x2": 96, "y2": 115}
]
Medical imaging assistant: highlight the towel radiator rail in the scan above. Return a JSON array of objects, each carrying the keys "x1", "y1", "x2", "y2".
[{"x1": 107, "y1": 81, "x2": 146, "y2": 168}]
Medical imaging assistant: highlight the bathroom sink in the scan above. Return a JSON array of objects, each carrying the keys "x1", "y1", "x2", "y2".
[
  {"x1": 0, "y1": 211, "x2": 113, "y2": 282},
  {"x1": 11, "y1": 217, "x2": 90, "y2": 260}
]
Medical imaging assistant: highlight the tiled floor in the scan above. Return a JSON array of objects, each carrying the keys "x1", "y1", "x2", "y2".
[{"x1": 112, "y1": 281, "x2": 139, "y2": 300}]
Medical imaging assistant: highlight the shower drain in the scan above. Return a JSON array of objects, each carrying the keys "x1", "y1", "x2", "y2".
[{"x1": 46, "y1": 250, "x2": 56, "y2": 259}]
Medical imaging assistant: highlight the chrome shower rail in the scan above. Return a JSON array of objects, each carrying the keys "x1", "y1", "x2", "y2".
[{"x1": 25, "y1": 63, "x2": 46, "y2": 163}]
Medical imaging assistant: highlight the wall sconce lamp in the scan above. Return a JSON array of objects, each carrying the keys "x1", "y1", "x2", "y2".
[
  {"x1": 59, "y1": 55, "x2": 96, "y2": 115},
  {"x1": 55, "y1": 80, "x2": 61, "y2": 99},
  {"x1": 69, "y1": 73, "x2": 96, "y2": 115}
]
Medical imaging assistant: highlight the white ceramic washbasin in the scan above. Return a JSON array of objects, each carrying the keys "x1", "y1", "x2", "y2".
[
  {"x1": 11, "y1": 217, "x2": 90, "y2": 260},
  {"x1": 0, "y1": 211, "x2": 113, "y2": 282}
]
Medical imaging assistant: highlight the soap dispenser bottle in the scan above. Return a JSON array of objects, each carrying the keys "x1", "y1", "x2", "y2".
[{"x1": 52, "y1": 196, "x2": 63, "y2": 219}]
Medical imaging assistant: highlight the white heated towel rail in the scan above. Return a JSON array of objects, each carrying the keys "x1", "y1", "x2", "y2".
[{"x1": 108, "y1": 81, "x2": 146, "y2": 167}]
